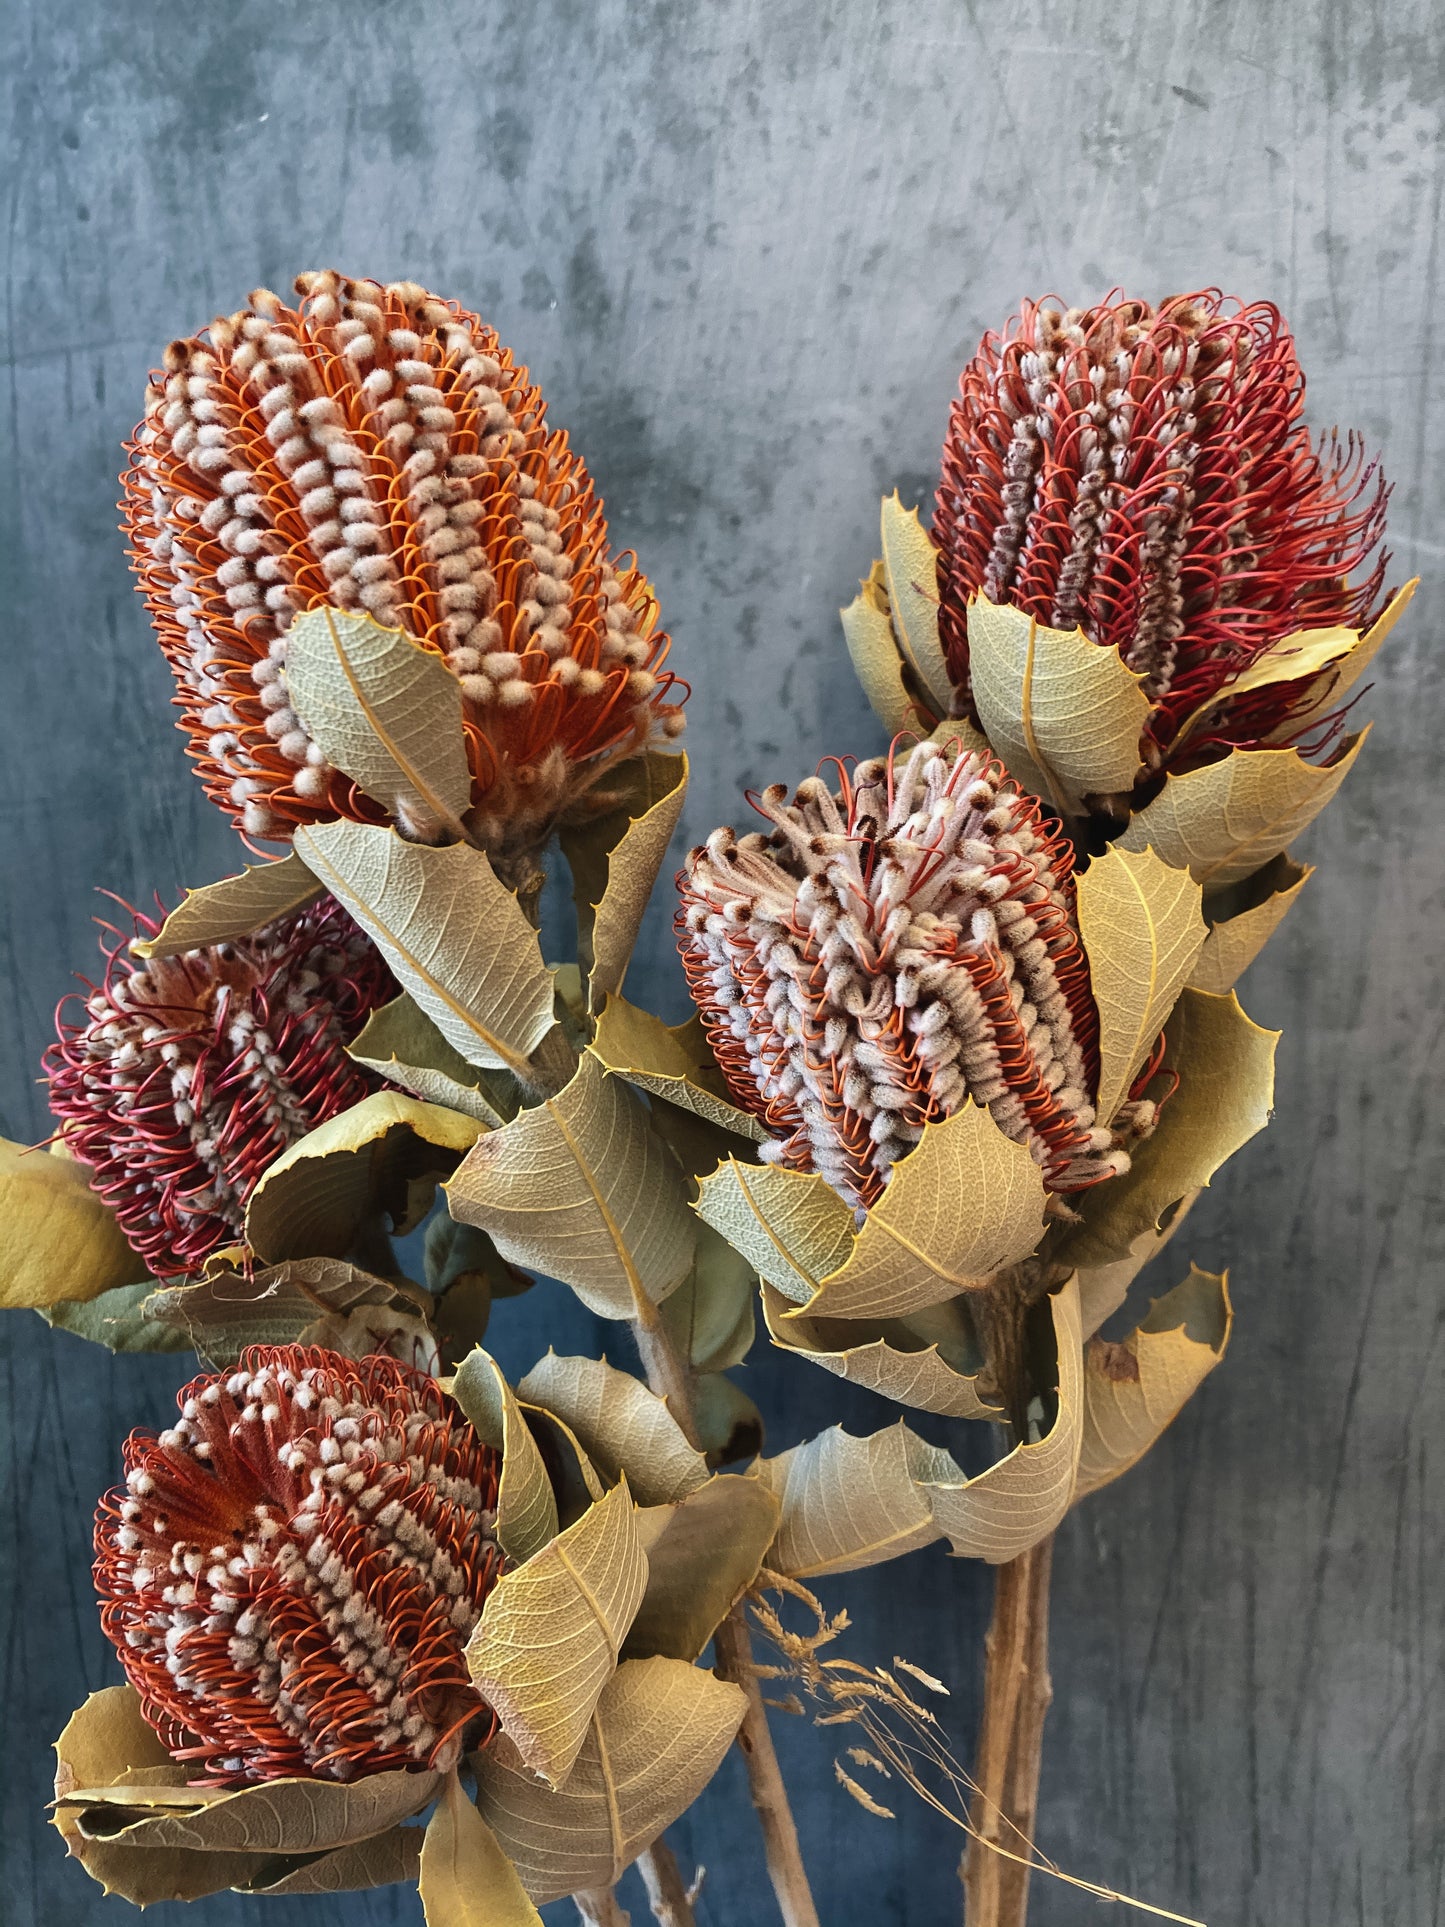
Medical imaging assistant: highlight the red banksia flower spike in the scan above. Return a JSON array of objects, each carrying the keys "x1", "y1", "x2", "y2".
[
  {"x1": 677, "y1": 738, "x2": 1154, "y2": 1216},
  {"x1": 123, "y1": 271, "x2": 684, "y2": 858},
  {"x1": 94, "y1": 1346, "x2": 504, "y2": 1785},
  {"x1": 45, "y1": 899, "x2": 393, "y2": 1278},
  {"x1": 934, "y1": 290, "x2": 1391, "y2": 763}
]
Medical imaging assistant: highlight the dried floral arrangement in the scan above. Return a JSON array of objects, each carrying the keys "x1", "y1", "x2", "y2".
[{"x1": 0, "y1": 273, "x2": 1410, "y2": 1927}]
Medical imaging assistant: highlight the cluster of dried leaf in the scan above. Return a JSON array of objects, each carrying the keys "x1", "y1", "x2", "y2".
[{"x1": 0, "y1": 274, "x2": 1408, "y2": 1927}]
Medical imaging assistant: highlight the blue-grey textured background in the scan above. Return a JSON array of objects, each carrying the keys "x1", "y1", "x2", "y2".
[{"x1": 2, "y1": 2, "x2": 1442, "y2": 1922}]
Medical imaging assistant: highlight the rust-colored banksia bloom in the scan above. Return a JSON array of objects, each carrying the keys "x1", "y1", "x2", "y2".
[
  {"x1": 934, "y1": 290, "x2": 1390, "y2": 762},
  {"x1": 678, "y1": 739, "x2": 1156, "y2": 1214},
  {"x1": 45, "y1": 900, "x2": 392, "y2": 1277},
  {"x1": 95, "y1": 1346, "x2": 504, "y2": 1785},
  {"x1": 124, "y1": 270, "x2": 683, "y2": 862}
]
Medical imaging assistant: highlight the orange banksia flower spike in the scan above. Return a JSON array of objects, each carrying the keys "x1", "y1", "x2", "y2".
[
  {"x1": 677, "y1": 738, "x2": 1156, "y2": 1215},
  {"x1": 123, "y1": 271, "x2": 684, "y2": 860},
  {"x1": 934, "y1": 290, "x2": 1390, "y2": 763},
  {"x1": 45, "y1": 899, "x2": 393, "y2": 1277},
  {"x1": 94, "y1": 1347, "x2": 504, "y2": 1785}
]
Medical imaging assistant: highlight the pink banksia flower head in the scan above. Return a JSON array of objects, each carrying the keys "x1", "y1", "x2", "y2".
[
  {"x1": 45, "y1": 899, "x2": 393, "y2": 1278},
  {"x1": 123, "y1": 270, "x2": 684, "y2": 864},
  {"x1": 677, "y1": 738, "x2": 1158, "y2": 1214},
  {"x1": 933, "y1": 290, "x2": 1390, "y2": 765},
  {"x1": 94, "y1": 1346, "x2": 504, "y2": 1786}
]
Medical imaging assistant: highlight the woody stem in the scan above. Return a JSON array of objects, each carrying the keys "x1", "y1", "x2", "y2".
[{"x1": 637, "y1": 1836, "x2": 699, "y2": 1927}]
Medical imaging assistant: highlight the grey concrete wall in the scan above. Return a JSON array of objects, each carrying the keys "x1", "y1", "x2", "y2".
[{"x1": 2, "y1": 1, "x2": 1441, "y2": 1921}]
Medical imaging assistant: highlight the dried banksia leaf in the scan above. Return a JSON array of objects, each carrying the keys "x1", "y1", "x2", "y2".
[
  {"x1": 677, "y1": 738, "x2": 1158, "y2": 1216},
  {"x1": 94, "y1": 1346, "x2": 505, "y2": 1786},
  {"x1": 45, "y1": 899, "x2": 393, "y2": 1278},
  {"x1": 933, "y1": 288, "x2": 1392, "y2": 767},
  {"x1": 123, "y1": 271, "x2": 684, "y2": 867}
]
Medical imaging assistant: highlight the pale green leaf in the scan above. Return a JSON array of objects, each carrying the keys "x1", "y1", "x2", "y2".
[
  {"x1": 284, "y1": 605, "x2": 472, "y2": 839},
  {"x1": 559, "y1": 751, "x2": 687, "y2": 1011},
  {"x1": 419, "y1": 1771, "x2": 542, "y2": 1927},
  {"x1": 966, "y1": 596, "x2": 1150, "y2": 812},
  {"x1": 590, "y1": 995, "x2": 765, "y2": 1140},
  {"x1": 1053, "y1": 988, "x2": 1278, "y2": 1270},
  {"x1": 450, "y1": 1348, "x2": 560, "y2": 1563},
  {"x1": 626, "y1": 1477, "x2": 782, "y2": 1662},
  {"x1": 516, "y1": 1353, "x2": 709, "y2": 1505},
  {"x1": 689, "y1": 1371, "x2": 763, "y2": 1464},
  {"x1": 761, "y1": 1284, "x2": 1000, "y2": 1419},
  {"x1": 244, "y1": 1090, "x2": 482, "y2": 1264},
  {"x1": 661, "y1": 1219, "x2": 758, "y2": 1373},
  {"x1": 0, "y1": 1139, "x2": 146, "y2": 1309},
  {"x1": 693, "y1": 1159, "x2": 858, "y2": 1307},
  {"x1": 129, "y1": 852, "x2": 323, "y2": 959},
  {"x1": 40, "y1": 1282, "x2": 189, "y2": 1355},
  {"x1": 1117, "y1": 732, "x2": 1368, "y2": 889},
  {"x1": 841, "y1": 561, "x2": 920, "y2": 733},
  {"x1": 349, "y1": 993, "x2": 520, "y2": 1126},
  {"x1": 1074, "y1": 845, "x2": 1206, "y2": 1123},
  {"x1": 1188, "y1": 854, "x2": 1312, "y2": 995},
  {"x1": 798, "y1": 1103, "x2": 1047, "y2": 1320},
  {"x1": 475, "y1": 1658, "x2": 745, "y2": 1902},
  {"x1": 447, "y1": 1052, "x2": 697, "y2": 1320},
  {"x1": 294, "y1": 820, "x2": 556, "y2": 1077},
  {"x1": 1075, "y1": 1265, "x2": 1231, "y2": 1499},
  {"x1": 465, "y1": 1482, "x2": 647, "y2": 1788},
  {"x1": 879, "y1": 493, "x2": 953, "y2": 716}
]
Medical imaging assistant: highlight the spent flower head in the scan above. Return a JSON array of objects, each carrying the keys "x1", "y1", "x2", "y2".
[
  {"x1": 94, "y1": 1345, "x2": 503, "y2": 1785},
  {"x1": 124, "y1": 271, "x2": 684, "y2": 862},
  {"x1": 678, "y1": 738, "x2": 1157, "y2": 1214},
  {"x1": 45, "y1": 898, "x2": 392, "y2": 1278}
]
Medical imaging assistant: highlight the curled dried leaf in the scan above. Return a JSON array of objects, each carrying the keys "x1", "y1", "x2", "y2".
[{"x1": 128, "y1": 852, "x2": 323, "y2": 959}]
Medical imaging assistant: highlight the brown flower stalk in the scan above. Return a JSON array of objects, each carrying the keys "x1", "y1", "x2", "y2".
[
  {"x1": 677, "y1": 738, "x2": 1155, "y2": 1214},
  {"x1": 93, "y1": 1346, "x2": 504, "y2": 1786},
  {"x1": 123, "y1": 271, "x2": 684, "y2": 867}
]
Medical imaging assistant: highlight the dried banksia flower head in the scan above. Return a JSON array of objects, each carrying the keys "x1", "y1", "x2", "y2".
[
  {"x1": 94, "y1": 1346, "x2": 504, "y2": 1785},
  {"x1": 678, "y1": 739, "x2": 1156, "y2": 1214},
  {"x1": 934, "y1": 290, "x2": 1390, "y2": 760},
  {"x1": 45, "y1": 900, "x2": 392, "y2": 1277},
  {"x1": 124, "y1": 271, "x2": 683, "y2": 860}
]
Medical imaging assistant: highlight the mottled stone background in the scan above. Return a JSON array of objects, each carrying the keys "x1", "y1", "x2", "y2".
[{"x1": 2, "y1": 2, "x2": 1441, "y2": 1922}]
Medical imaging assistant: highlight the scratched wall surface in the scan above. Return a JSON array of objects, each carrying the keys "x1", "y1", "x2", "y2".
[{"x1": 1, "y1": 2, "x2": 1441, "y2": 1922}]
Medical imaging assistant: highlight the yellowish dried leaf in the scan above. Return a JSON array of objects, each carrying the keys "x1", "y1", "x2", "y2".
[
  {"x1": 419, "y1": 1771, "x2": 542, "y2": 1926},
  {"x1": 758, "y1": 1280, "x2": 1083, "y2": 1572},
  {"x1": 130, "y1": 852, "x2": 323, "y2": 959},
  {"x1": 145, "y1": 1257, "x2": 430, "y2": 1371},
  {"x1": 348, "y1": 993, "x2": 518, "y2": 1127},
  {"x1": 841, "y1": 561, "x2": 920, "y2": 733},
  {"x1": 516, "y1": 1353, "x2": 709, "y2": 1505},
  {"x1": 1118, "y1": 732, "x2": 1368, "y2": 889},
  {"x1": 236, "y1": 1825, "x2": 422, "y2": 1895},
  {"x1": 1074, "y1": 1190, "x2": 1199, "y2": 1340},
  {"x1": 451, "y1": 1348, "x2": 560, "y2": 1563},
  {"x1": 1172, "y1": 624, "x2": 1360, "y2": 748},
  {"x1": 1266, "y1": 579, "x2": 1416, "y2": 742},
  {"x1": 879, "y1": 493, "x2": 954, "y2": 717},
  {"x1": 294, "y1": 820, "x2": 556, "y2": 1077},
  {"x1": 627, "y1": 1475, "x2": 781, "y2": 1662},
  {"x1": 590, "y1": 995, "x2": 766, "y2": 1140},
  {"x1": 1054, "y1": 988, "x2": 1277, "y2": 1270},
  {"x1": 0, "y1": 1139, "x2": 145, "y2": 1309},
  {"x1": 475, "y1": 1657, "x2": 745, "y2": 1902},
  {"x1": 693, "y1": 1159, "x2": 856, "y2": 1307},
  {"x1": 447, "y1": 1052, "x2": 697, "y2": 1319},
  {"x1": 1075, "y1": 1265, "x2": 1232, "y2": 1499},
  {"x1": 761, "y1": 1284, "x2": 1000, "y2": 1419},
  {"x1": 1074, "y1": 845, "x2": 1206, "y2": 1123},
  {"x1": 559, "y1": 751, "x2": 687, "y2": 1010},
  {"x1": 660, "y1": 1219, "x2": 758, "y2": 1373},
  {"x1": 1188, "y1": 854, "x2": 1312, "y2": 995},
  {"x1": 284, "y1": 606, "x2": 472, "y2": 839},
  {"x1": 799, "y1": 1103, "x2": 1047, "y2": 1320},
  {"x1": 966, "y1": 597, "x2": 1150, "y2": 812},
  {"x1": 244, "y1": 1090, "x2": 482, "y2": 1264},
  {"x1": 465, "y1": 1481, "x2": 648, "y2": 1787}
]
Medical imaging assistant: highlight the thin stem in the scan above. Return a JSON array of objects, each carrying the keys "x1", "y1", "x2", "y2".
[
  {"x1": 637, "y1": 1837, "x2": 698, "y2": 1927},
  {"x1": 574, "y1": 1889, "x2": 632, "y2": 1927},
  {"x1": 961, "y1": 1534, "x2": 1056, "y2": 1927},
  {"x1": 630, "y1": 1310, "x2": 820, "y2": 1927}
]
